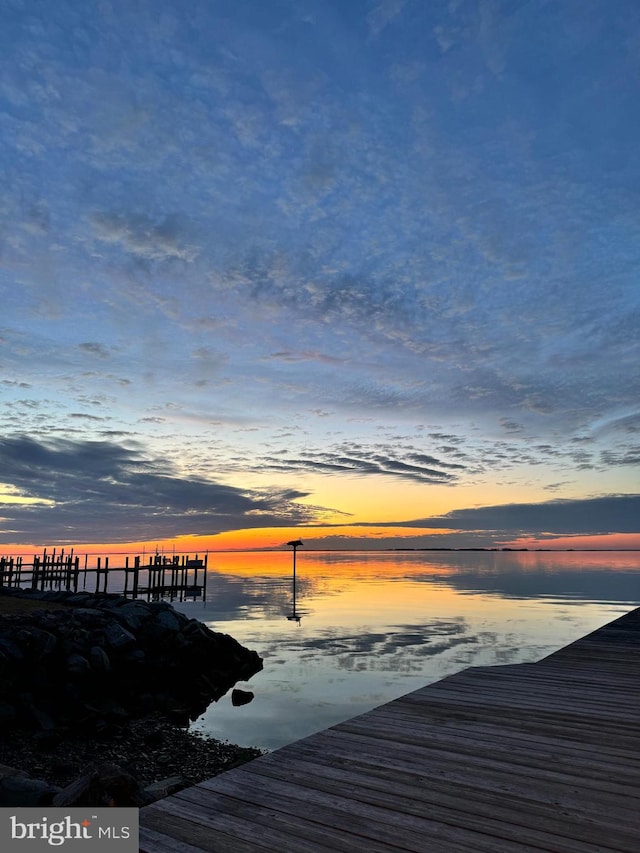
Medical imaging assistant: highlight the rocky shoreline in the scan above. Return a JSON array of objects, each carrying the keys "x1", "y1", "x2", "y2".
[
  {"x1": 0, "y1": 587, "x2": 264, "y2": 805},
  {"x1": 0, "y1": 714, "x2": 262, "y2": 806}
]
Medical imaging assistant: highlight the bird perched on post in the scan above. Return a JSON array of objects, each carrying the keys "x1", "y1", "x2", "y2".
[{"x1": 287, "y1": 539, "x2": 303, "y2": 548}]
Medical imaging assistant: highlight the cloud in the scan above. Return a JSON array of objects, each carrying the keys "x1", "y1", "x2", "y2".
[
  {"x1": 254, "y1": 442, "x2": 464, "y2": 484},
  {"x1": 265, "y1": 350, "x2": 346, "y2": 365},
  {"x1": 0, "y1": 0, "x2": 638, "y2": 549},
  {"x1": 600, "y1": 447, "x2": 640, "y2": 467},
  {"x1": 367, "y1": 0, "x2": 406, "y2": 39},
  {"x1": 0, "y1": 435, "x2": 327, "y2": 545},
  {"x1": 167, "y1": 422, "x2": 637, "y2": 500},
  {"x1": 359, "y1": 495, "x2": 640, "y2": 536},
  {"x1": 69, "y1": 413, "x2": 105, "y2": 422},
  {"x1": 91, "y1": 212, "x2": 199, "y2": 263},
  {"x1": 78, "y1": 342, "x2": 110, "y2": 359}
]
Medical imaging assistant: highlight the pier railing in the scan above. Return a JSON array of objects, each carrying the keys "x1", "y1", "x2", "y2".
[{"x1": 0, "y1": 550, "x2": 208, "y2": 602}]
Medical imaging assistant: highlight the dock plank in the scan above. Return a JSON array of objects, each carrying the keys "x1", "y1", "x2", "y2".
[
  {"x1": 346, "y1": 706, "x2": 640, "y2": 775},
  {"x1": 182, "y1": 777, "x2": 559, "y2": 853},
  {"x1": 336, "y1": 713, "x2": 640, "y2": 785},
  {"x1": 237, "y1": 754, "x2": 640, "y2": 853},
  {"x1": 140, "y1": 606, "x2": 640, "y2": 853},
  {"x1": 275, "y1": 739, "x2": 640, "y2": 835},
  {"x1": 262, "y1": 744, "x2": 639, "y2": 827}
]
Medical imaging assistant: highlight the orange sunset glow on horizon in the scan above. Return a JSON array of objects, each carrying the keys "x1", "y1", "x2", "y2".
[{"x1": 2, "y1": 526, "x2": 639, "y2": 564}]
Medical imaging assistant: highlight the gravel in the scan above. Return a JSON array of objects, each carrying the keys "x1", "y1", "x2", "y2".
[{"x1": 0, "y1": 714, "x2": 263, "y2": 790}]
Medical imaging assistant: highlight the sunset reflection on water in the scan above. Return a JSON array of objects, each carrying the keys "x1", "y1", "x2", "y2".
[{"x1": 169, "y1": 550, "x2": 640, "y2": 750}]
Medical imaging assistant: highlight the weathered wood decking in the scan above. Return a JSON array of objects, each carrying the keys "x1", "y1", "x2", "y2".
[{"x1": 139, "y1": 608, "x2": 640, "y2": 852}]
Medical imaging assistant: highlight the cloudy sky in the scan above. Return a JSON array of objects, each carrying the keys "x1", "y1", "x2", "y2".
[{"x1": 1, "y1": 0, "x2": 639, "y2": 551}]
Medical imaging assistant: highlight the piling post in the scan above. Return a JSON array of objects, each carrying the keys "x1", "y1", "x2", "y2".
[
  {"x1": 286, "y1": 540, "x2": 303, "y2": 623},
  {"x1": 171, "y1": 563, "x2": 177, "y2": 600}
]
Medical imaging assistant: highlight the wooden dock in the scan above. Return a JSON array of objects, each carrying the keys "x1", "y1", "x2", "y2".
[
  {"x1": 0, "y1": 550, "x2": 207, "y2": 601},
  {"x1": 139, "y1": 607, "x2": 640, "y2": 853}
]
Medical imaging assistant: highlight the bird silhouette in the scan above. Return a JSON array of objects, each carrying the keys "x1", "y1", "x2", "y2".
[{"x1": 286, "y1": 539, "x2": 304, "y2": 548}]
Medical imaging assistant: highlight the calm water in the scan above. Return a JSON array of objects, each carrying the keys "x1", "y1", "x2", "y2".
[{"x1": 163, "y1": 550, "x2": 640, "y2": 751}]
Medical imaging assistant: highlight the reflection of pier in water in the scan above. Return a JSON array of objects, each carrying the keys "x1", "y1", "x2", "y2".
[
  {"x1": 286, "y1": 539, "x2": 303, "y2": 624},
  {"x1": 0, "y1": 549, "x2": 207, "y2": 603}
]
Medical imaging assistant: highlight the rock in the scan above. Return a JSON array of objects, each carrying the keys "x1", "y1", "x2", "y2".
[
  {"x1": 231, "y1": 689, "x2": 254, "y2": 707},
  {"x1": 143, "y1": 729, "x2": 164, "y2": 747},
  {"x1": 66, "y1": 653, "x2": 91, "y2": 675},
  {"x1": 23, "y1": 627, "x2": 58, "y2": 657},
  {"x1": 0, "y1": 637, "x2": 24, "y2": 661},
  {"x1": 165, "y1": 707, "x2": 191, "y2": 726},
  {"x1": 142, "y1": 775, "x2": 186, "y2": 802},
  {"x1": 103, "y1": 621, "x2": 137, "y2": 649},
  {"x1": 70, "y1": 607, "x2": 108, "y2": 620},
  {"x1": 154, "y1": 610, "x2": 182, "y2": 633},
  {"x1": 53, "y1": 762, "x2": 146, "y2": 807},
  {"x1": 115, "y1": 601, "x2": 153, "y2": 630},
  {"x1": 120, "y1": 648, "x2": 145, "y2": 665},
  {"x1": 0, "y1": 763, "x2": 27, "y2": 780},
  {"x1": 0, "y1": 589, "x2": 263, "y2": 736},
  {"x1": 19, "y1": 694, "x2": 56, "y2": 731},
  {"x1": 182, "y1": 620, "x2": 208, "y2": 639},
  {"x1": 89, "y1": 645, "x2": 111, "y2": 673},
  {"x1": 0, "y1": 773, "x2": 60, "y2": 806},
  {"x1": 85, "y1": 698, "x2": 127, "y2": 720}
]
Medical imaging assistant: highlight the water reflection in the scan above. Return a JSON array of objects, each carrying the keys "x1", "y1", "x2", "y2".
[
  {"x1": 296, "y1": 618, "x2": 472, "y2": 672},
  {"x1": 286, "y1": 539, "x2": 303, "y2": 624},
  {"x1": 170, "y1": 550, "x2": 640, "y2": 751}
]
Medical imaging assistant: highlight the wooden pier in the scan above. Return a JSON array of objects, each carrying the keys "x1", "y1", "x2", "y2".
[
  {"x1": 140, "y1": 607, "x2": 640, "y2": 852},
  {"x1": 0, "y1": 550, "x2": 207, "y2": 601}
]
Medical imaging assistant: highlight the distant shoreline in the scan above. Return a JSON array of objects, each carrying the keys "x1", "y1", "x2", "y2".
[{"x1": 3, "y1": 547, "x2": 639, "y2": 557}]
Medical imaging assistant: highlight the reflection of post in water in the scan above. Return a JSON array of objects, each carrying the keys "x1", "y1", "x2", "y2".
[{"x1": 286, "y1": 539, "x2": 303, "y2": 624}]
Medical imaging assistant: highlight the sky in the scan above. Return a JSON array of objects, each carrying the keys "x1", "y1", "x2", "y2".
[{"x1": 1, "y1": 0, "x2": 639, "y2": 553}]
